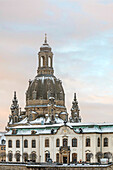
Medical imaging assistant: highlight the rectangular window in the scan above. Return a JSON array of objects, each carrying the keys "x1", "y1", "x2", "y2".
[
  {"x1": 86, "y1": 138, "x2": 90, "y2": 147},
  {"x1": 16, "y1": 140, "x2": 20, "y2": 148},
  {"x1": 8, "y1": 140, "x2": 12, "y2": 148},
  {"x1": 45, "y1": 139, "x2": 49, "y2": 147},
  {"x1": 32, "y1": 140, "x2": 36, "y2": 148},
  {"x1": 1, "y1": 147, "x2": 3, "y2": 150},
  {"x1": 56, "y1": 139, "x2": 60, "y2": 147}
]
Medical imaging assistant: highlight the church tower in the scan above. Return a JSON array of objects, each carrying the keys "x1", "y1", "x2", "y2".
[{"x1": 25, "y1": 35, "x2": 67, "y2": 122}]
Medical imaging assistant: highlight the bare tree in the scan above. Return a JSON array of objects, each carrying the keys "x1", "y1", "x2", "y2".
[
  {"x1": 7, "y1": 152, "x2": 13, "y2": 162},
  {"x1": 30, "y1": 152, "x2": 37, "y2": 162},
  {"x1": 104, "y1": 152, "x2": 112, "y2": 162},
  {"x1": 0, "y1": 152, "x2": 6, "y2": 161},
  {"x1": 86, "y1": 153, "x2": 93, "y2": 162},
  {"x1": 14, "y1": 152, "x2": 21, "y2": 162},
  {"x1": 95, "y1": 152, "x2": 103, "y2": 163},
  {"x1": 23, "y1": 152, "x2": 28, "y2": 162}
]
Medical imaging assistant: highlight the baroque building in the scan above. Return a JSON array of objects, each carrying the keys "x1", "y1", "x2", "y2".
[
  {"x1": 5, "y1": 36, "x2": 113, "y2": 164},
  {"x1": 8, "y1": 35, "x2": 81, "y2": 127}
]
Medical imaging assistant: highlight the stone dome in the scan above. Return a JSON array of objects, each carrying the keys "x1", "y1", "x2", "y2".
[{"x1": 26, "y1": 74, "x2": 65, "y2": 101}]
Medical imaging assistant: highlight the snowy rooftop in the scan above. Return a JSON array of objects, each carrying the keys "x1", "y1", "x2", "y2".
[{"x1": 5, "y1": 121, "x2": 113, "y2": 136}]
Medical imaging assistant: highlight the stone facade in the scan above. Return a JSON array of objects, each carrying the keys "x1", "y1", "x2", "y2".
[{"x1": 5, "y1": 123, "x2": 113, "y2": 164}]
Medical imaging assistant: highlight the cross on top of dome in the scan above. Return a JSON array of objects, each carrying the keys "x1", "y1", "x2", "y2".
[{"x1": 44, "y1": 33, "x2": 47, "y2": 44}]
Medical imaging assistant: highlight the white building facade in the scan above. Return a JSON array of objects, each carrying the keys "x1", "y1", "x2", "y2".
[
  {"x1": 6, "y1": 123, "x2": 113, "y2": 163},
  {"x1": 5, "y1": 36, "x2": 113, "y2": 164}
]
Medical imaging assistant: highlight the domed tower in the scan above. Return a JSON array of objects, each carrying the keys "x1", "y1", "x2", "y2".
[{"x1": 25, "y1": 35, "x2": 67, "y2": 121}]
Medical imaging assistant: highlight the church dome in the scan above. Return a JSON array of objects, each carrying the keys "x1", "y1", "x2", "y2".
[
  {"x1": 26, "y1": 74, "x2": 65, "y2": 101},
  {"x1": 25, "y1": 35, "x2": 67, "y2": 118}
]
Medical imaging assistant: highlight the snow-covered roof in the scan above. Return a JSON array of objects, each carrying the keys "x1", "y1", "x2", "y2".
[
  {"x1": 25, "y1": 104, "x2": 66, "y2": 109},
  {"x1": 6, "y1": 121, "x2": 113, "y2": 136},
  {"x1": 35, "y1": 76, "x2": 55, "y2": 84},
  {"x1": 60, "y1": 112, "x2": 67, "y2": 115}
]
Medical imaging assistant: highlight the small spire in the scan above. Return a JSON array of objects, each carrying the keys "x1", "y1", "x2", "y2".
[
  {"x1": 74, "y1": 93, "x2": 76, "y2": 101},
  {"x1": 14, "y1": 91, "x2": 17, "y2": 100},
  {"x1": 44, "y1": 33, "x2": 47, "y2": 44}
]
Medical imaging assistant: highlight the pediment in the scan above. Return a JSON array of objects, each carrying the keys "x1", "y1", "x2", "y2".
[{"x1": 56, "y1": 125, "x2": 77, "y2": 136}]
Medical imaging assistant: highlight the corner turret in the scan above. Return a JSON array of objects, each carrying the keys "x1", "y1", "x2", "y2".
[
  {"x1": 9, "y1": 92, "x2": 20, "y2": 124},
  {"x1": 70, "y1": 93, "x2": 81, "y2": 123}
]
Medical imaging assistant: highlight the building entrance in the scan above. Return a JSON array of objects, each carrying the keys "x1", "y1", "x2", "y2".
[{"x1": 63, "y1": 156, "x2": 67, "y2": 163}]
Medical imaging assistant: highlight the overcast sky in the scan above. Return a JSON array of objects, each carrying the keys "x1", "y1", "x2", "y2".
[{"x1": 0, "y1": 0, "x2": 113, "y2": 131}]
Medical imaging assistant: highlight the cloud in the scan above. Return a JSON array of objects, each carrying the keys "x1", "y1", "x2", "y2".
[{"x1": 0, "y1": 0, "x2": 113, "y2": 130}]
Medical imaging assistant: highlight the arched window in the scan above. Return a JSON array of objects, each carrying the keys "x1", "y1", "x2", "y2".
[
  {"x1": 45, "y1": 139, "x2": 49, "y2": 147},
  {"x1": 1, "y1": 139, "x2": 5, "y2": 145},
  {"x1": 45, "y1": 152, "x2": 50, "y2": 162},
  {"x1": 63, "y1": 138, "x2": 68, "y2": 147},
  {"x1": 104, "y1": 137, "x2": 108, "y2": 147},
  {"x1": 48, "y1": 56, "x2": 51, "y2": 67},
  {"x1": 8, "y1": 152, "x2": 13, "y2": 162},
  {"x1": 24, "y1": 139, "x2": 28, "y2": 148},
  {"x1": 16, "y1": 140, "x2": 20, "y2": 148},
  {"x1": 86, "y1": 138, "x2": 90, "y2": 147},
  {"x1": 97, "y1": 137, "x2": 100, "y2": 147},
  {"x1": 30, "y1": 152, "x2": 37, "y2": 162},
  {"x1": 56, "y1": 139, "x2": 60, "y2": 147},
  {"x1": 72, "y1": 138, "x2": 77, "y2": 147},
  {"x1": 72, "y1": 153, "x2": 77, "y2": 163},
  {"x1": 40, "y1": 56, "x2": 44, "y2": 67},
  {"x1": 32, "y1": 140, "x2": 36, "y2": 148},
  {"x1": 15, "y1": 152, "x2": 21, "y2": 162},
  {"x1": 56, "y1": 153, "x2": 59, "y2": 163},
  {"x1": 23, "y1": 153, "x2": 28, "y2": 162},
  {"x1": 8, "y1": 140, "x2": 12, "y2": 148}
]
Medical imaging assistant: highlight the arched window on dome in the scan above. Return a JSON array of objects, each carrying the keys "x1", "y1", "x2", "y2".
[
  {"x1": 32, "y1": 90, "x2": 36, "y2": 100},
  {"x1": 40, "y1": 56, "x2": 44, "y2": 67},
  {"x1": 48, "y1": 56, "x2": 51, "y2": 67}
]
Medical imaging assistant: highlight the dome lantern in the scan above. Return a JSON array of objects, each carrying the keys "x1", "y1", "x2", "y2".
[{"x1": 37, "y1": 34, "x2": 54, "y2": 75}]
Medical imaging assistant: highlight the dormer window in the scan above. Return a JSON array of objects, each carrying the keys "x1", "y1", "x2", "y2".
[
  {"x1": 31, "y1": 130, "x2": 36, "y2": 135},
  {"x1": 12, "y1": 129, "x2": 17, "y2": 134}
]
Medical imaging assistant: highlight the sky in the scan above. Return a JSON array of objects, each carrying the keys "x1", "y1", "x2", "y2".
[{"x1": 0, "y1": 0, "x2": 113, "y2": 131}]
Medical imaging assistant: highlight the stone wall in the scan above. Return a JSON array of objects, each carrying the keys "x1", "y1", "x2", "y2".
[{"x1": 0, "y1": 164, "x2": 113, "y2": 170}]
